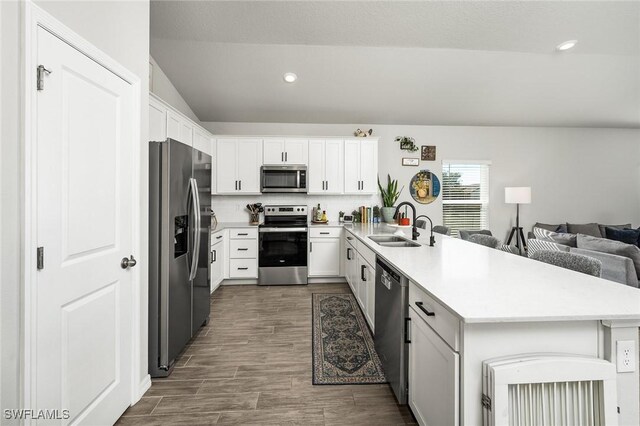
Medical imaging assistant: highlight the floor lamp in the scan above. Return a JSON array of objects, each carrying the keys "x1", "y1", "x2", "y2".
[{"x1": 505, "y1": 187, "x2": 531, "y2": 255}]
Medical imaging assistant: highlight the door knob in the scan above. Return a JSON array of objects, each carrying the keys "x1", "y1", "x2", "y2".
[{"x1": 121, "y1": 255, "x2": 137, "y2": 269}]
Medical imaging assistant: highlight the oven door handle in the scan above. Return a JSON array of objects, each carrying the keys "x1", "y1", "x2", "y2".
[{"x1": 259, "y1": 227, "x2": 308, "y2": 233}]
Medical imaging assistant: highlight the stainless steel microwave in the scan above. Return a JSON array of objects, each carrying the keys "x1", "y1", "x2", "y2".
[{"x1": 260, "y1": 165, "x2": 307, "y2": 193}]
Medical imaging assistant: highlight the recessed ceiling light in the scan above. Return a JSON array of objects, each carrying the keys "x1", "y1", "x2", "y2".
[
  {"x1": 556, "y1": 40, "x2": 578, "y2": 51},
  {"x1": 283, "y1": 72, "x2": 297, "y2": 83}
]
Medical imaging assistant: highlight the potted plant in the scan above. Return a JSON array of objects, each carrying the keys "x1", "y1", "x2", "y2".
[{"x1": 378, "y1": 174, "x2": 404, "y2": 223}]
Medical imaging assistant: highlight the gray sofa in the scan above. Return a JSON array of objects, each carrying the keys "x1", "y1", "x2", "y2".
[{"x1": 527, "y1": 223, "x2": 639, "y2": 288}]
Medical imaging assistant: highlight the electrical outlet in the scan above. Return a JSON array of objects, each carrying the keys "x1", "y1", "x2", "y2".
[{"x1": 616, "y1": 340, "x2": 636, "y2": 373}]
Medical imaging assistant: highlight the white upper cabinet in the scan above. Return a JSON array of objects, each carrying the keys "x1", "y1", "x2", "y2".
[
  {"x1": 308, "y1": 139, "x2": 344, "y2": 194},
  {"x1": 193, "y1": 128, "x2": 212, "y2": 155},
  {"x1": 344, "y1": 138, "x2": 378, "y2": 194},
  {"x1": 216, "y1": 138, "x2": 263, "y2": 194},
  {"x1": 166, "y1": 110, "x2": 183, "y2": 142},
  {"x1": 263, "y1": 138, "x2": 308, "y2": 165},
  {"x1": 149, "y1": 97, "x2": 167, "y2": 142}
]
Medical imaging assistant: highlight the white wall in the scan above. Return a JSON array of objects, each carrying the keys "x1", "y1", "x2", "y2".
[
  {"x1": 149, "y1": 55, "x2": 200, "y2": 123},
  {"x1": 1, "y1": 0, "x2": 150, "y2": 416},
  {"x1": 204, "y1": 122, "x2": 640, "y2": 240}
]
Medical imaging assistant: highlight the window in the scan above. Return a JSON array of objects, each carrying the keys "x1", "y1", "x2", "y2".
[{"x1": 441, "y1": 161, "x2": 490, "y2": 236}]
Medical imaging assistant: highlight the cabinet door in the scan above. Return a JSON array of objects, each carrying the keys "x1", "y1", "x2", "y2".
[
  {"x1": 409, "y1": 307, "x2": 460, "y2": 426},
  {"x1": 166, "y1": 110, "x2": 182, "y2": 142},
  {"x1": 359, "y1": 139, "x2": 378, "y2": 194},
  {"x1": 284, "y1": 138, "x2": 308, "y2": 165},
  {"x1": 307, "y1": 139, "x2": 325, "y2": 194},
  {"x1": 344, "y1": 139, "x2": 361, "y2": 193},
  {"x1": 309, "y1": 238, "x2": 341, "y2": 277},
  {"x1": 210, "y1": 137, "x2": 217, "y2": 194},
  {"x1": 365, "y1": 262, "x2": 375, "y2": 330},
  {"x1": 210, "y1": 240, "x2": 224, "y2": 292},
  {"x1": 263, "y1": 138, "x2": 285, "y2": 165},
  {"x1": 180, "y1": 120, "x2": 193, "y2": 146},
  {"x1": 216, "y1": 138, "x2": 238, "y2": 193},
  {"x1": 149, "y1": 98, "x2": 167, "y2": 142},
  {"x1": 236, "y1": 138, "x2": 263, "y2": 193},
  {"x1": 356, "y1": 254, "x2": 370, "y2": 313},
  {"x1": 193, "y1": 128, "x2": 211, "y2": 155},
  {"x1": 324, "y1": 139, "x2": 344, "y2": 194}
]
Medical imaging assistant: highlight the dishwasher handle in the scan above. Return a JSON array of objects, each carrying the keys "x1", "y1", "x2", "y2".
[{"x1": 404, "y1": 317, "x2": 411, "y2": 344}]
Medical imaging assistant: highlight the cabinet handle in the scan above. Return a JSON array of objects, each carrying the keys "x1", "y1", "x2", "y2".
[
  {"x1": 346, "y1": 236, "x2": 353, "y2": 241},
  {"x1": 211, "y1": 250, "x2": 217, "y2": 263},
  {"x1": 310, "y1": 242, "x2": 313, "y2": 252},
  {"x1": 320, "y1": 232, "x2": 330, "y2": 235},
  {"x1": 216, "y1": 235, "x2": 223, "y2": 240},
  {"x1": 237, "y1": 267, "x2": 248, "y2": 270},
  {"x1": 285, "y1": 152, "x2": 288, "y2": 162},
  {"x1": 415, "y1": 301, "x2": 435, "y2": 317},
  {"x1": 235, "y1": 180, "x2": 238, "y2": 190},
  {"x1": 361, "y1": 265, "x2": 366, "y2": 281},
  {"x1": 281, "y1": 152, "x2": 284, "y2": 162},
  {"x1": 326, "y1": 180, "x2": 329, "y2": 191},
  {"x1": 237, "y1": 233, "x2": 248, "y2": 236},
  {"x1": 347, "y1": 247, "x2": 352, "y2": 260},
  {"x1": 404, "y1": 317, "x2": 411, "y2": 343},
  {"x1": 322, "y1": 181, "x2": 325, "y2": 190},
  {"x1": 237, "y1": 248, "x2": 248, "y2": 251},
  {"x1": 239, "y1": 180, "x2": 242, "y2": 191}
]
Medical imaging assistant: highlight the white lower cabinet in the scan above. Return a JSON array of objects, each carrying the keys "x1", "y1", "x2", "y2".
[
  {"x1": 210, "y1": 230, "x2": 225, "y2": 292},
  {"x1": 228, "y1": 228, "x2": 258, "y2": 278},
  {"x1": 345, "y1": 239, "x2": 357, "y2": 294},
  {"x1": 409, "y1": 305, "x2": 460, "y2": 426},
  {"x1": 343, "y1": 230, "x2": 375, "y2": 331},
  {"x1": 309, "y1": 238, "x2": 341, "y2": 277}
]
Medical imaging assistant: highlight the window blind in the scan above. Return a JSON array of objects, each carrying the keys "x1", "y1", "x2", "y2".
[{"x1": 442, "y1": 162, "x2": 490, "y2": 236}]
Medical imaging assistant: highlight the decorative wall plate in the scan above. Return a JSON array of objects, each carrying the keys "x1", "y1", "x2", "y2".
[{"x1": 409, "y1": 170, "x2": 441, "y2": 204}]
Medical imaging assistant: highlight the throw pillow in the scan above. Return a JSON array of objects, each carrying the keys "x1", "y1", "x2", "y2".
[
  {"x1": 577, "y1": 234, "x2": 640, "y2": 279},
  {"x1": 533, "y1": 222, "x2": 568, "y2": 233},
  {"x1": 533, "y1": 227, "x2": 577, "y2": 247},
  {"x1": 527, "y1": 238, "x2": 570, "y2": 258},
  {"x1": 605, "y1": 227, "x2": 640, "y2": 246},
  {"x1": 598, "y1": 223, "x2": 632, "y2": 239},
  {"x1": 567, "y1": 223, "x2": 603, "y2": 238}
]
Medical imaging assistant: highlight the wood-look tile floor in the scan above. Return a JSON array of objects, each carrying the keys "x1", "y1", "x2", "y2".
[{"x1": 117, "y1": 283, "x2": 416, "y2": 425}]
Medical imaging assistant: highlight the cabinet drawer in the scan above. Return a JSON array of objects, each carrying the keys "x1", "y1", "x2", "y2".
[
  {"x1": 358, "y1": 241, "x2": 376, "y2": 270},
  {"x1": 409, "y1": 282, "x2": 460, "y2": 351},
  {"x1": 229, "y1": 228, "x2": 257, "y2": 239},
  {"x1": 229, "y1": 259, "x2": 257, "y2": 278},
  {"x1": 309, "y1": 227, "x2": 342, "y2": 238},
  {"x1": 211, "y1": 230, "x2": 225, "y2": 246},
  {"x1": 229, "y1": 239, "x2": 257, "y2": 258}
]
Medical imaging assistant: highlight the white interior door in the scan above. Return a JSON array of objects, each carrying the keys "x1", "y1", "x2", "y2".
[{"x1": 35, "y1": 27, "x2": 135, "y2": 425}]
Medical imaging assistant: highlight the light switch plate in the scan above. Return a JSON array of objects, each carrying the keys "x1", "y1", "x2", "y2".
[{"x1": 616, "y1": 340, "x2": 636, "y2": 373}]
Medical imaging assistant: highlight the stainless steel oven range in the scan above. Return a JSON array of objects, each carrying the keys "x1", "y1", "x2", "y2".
[{"x1": 258, "y1": 205, "x2": 308, "y2": 285}]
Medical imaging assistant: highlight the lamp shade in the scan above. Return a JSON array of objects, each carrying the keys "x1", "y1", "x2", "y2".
[{"x1": 505, "y1": 187, "x2": 531, "y2": 204}]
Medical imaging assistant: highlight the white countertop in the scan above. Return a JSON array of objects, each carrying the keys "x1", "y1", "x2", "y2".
[
  {"x1": 211, "y1": 222, "x2": 259, "y2": 233},
  {"x1": 344, "y1": 223, "x2": 640, "y2": 324}
]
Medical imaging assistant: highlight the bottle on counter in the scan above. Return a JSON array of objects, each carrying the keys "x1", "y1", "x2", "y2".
[
  {"x1": 316, "y1": 204, "x2": 322, "y2": 221},
  {"x1": 321, "y1": 210, "x2": 328, "y2": 222}
]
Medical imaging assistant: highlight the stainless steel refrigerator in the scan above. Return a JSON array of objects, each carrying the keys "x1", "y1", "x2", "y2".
[{"x1": 149, "y1": 138, "x2": 211, "y2": 377}]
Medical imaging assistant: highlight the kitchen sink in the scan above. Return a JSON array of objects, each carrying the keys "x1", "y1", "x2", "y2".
[{"x1": 368, "y1": 235, "x2": 422, "y2": 248}]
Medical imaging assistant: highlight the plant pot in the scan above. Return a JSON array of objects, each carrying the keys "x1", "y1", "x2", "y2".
[{"x1": 381, "y1": 207, "x2": 396, "y2": 223}]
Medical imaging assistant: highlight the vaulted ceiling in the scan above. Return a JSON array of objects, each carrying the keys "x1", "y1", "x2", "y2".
[{"x1": 150, "y1": 1, "x2": 640, "y2": 128}]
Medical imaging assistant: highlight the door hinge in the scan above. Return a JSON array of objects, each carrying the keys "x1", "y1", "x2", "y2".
[
  {"x1": 37, "y1": 65, "x2": 52, "y2": 91},
  {"x1": 37, "y1": 247, "x2": 44, "y2": 270},
  {"x1": 482, "y1": 393, "x2": 492, "y2": 411}
]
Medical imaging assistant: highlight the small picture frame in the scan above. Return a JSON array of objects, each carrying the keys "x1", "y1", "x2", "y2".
[
  {"x1": 402, "y1": 158, "x2": 419, "y2": 166},
  {"x1": 421, "y1": 145, "x2": 436, "y2": 161}
]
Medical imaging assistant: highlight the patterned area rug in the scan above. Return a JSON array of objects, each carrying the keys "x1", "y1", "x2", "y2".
[{"x1": 312, "y1": 293, "x2": 387, "y2": 385}]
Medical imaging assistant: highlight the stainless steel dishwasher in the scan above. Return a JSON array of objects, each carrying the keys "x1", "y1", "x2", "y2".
[{"x1": 374, "y1": 256, "x2": 410, "y2": 404}]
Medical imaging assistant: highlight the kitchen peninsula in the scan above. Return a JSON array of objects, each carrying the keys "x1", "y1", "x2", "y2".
[{"x1": 344, "y1": 223, "x2": 640, "y2": 425}]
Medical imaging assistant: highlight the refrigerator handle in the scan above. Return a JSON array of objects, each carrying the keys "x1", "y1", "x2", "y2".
[{"x1": 188, "y1": 178, "x2": 201, "y2": 281}]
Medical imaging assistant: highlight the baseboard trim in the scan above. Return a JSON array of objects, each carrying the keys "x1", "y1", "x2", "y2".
[
  {"x1": 222, "y1": 279, "x2": 259, "y2": 285},
  {"x1": 308, "y1": 277, "x2": 347, "y2": 284},
  {"x1": 134, "y1": 374, "x2": 151, "y2": 403}
]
